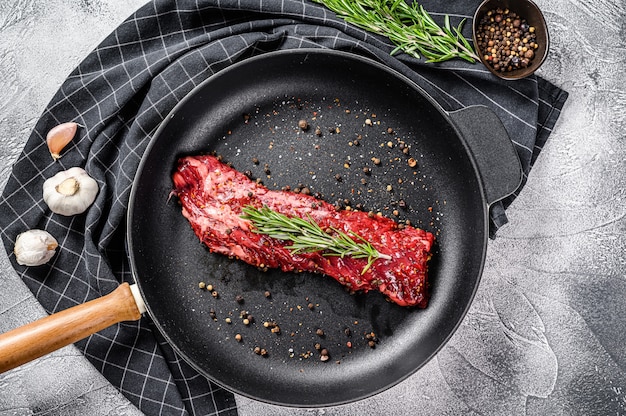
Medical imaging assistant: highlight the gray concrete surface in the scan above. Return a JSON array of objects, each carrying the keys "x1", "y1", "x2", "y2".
[{"x1": 1, "y1": 0, "x2": 625, "y2": 415}]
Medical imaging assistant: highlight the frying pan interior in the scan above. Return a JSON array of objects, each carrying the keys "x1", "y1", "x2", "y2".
[{"x1": 129, "y1": 49, "x2": 488, "y2": 406}]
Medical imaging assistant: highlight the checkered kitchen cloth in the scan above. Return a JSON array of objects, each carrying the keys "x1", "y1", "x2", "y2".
[{"x1": 0, "y1": 0, "x2": 568, "y2": 414}]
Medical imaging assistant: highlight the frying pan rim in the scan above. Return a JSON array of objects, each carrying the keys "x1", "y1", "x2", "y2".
[{"x1": 126, "y1": 48, "x2": 491, "y2": 407}]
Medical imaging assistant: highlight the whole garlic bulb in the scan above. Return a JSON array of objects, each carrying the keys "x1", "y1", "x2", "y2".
[
  {"x1": 14, "y1": 229, "x2": 58, "y2": 266},
  {"x1": 43, "y1": 167, "x2": 99, "y2": 216}
]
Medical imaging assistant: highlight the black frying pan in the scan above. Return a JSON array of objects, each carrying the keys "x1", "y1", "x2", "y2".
[{"x1": 0, "y1": 49, "x2": 522, "y2": 407}]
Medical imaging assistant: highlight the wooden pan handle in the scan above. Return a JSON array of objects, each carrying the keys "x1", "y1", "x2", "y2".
[{"x1": 0, "y1": 282, "x2": 142, "y2": 373}]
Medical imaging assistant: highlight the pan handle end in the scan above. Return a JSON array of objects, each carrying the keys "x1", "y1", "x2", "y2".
[
  {"x1": 448, "y1": 105, "x2": 523, "y2": 206},
  {"x1": 0, "y1": 282, "x2": 143, "y2": 374}
]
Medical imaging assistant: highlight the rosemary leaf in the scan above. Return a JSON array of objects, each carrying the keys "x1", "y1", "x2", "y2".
[
  {"x1": 240, "y1": 205, "x2": 391, "y2": 274},
  {"x1": 314, "y1": 0, "x2": 479, "y2": 63}
]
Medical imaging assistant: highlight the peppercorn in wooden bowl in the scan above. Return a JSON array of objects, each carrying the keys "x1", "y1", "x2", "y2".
[{"x1": 473, "y1": 0, "x2": 549, "y2": 80}]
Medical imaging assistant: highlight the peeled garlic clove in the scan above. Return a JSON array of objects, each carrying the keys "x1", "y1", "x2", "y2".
[
  {"x1": 46, "y1": 122, "x2": 78, "y2": 161},
  {"x1": 14, "y1": 229, "x2": 58, "y2": 266}
]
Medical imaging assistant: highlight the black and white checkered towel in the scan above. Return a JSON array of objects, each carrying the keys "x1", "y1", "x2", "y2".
[{"x1": 0, "y1": 0, "x2": 567, "y2": 414}]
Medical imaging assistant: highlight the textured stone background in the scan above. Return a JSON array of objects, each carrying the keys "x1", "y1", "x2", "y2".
[{"x1": 1, "y1": 0, "x2": 625, "y2": 415}]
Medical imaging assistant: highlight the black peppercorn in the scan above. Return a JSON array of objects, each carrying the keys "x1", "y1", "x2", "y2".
[{"x1": 476, "y1": 8, "x2": 539, "y2": 74}]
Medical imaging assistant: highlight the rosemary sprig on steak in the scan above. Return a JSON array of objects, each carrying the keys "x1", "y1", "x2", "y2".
[{"x1": 241, "y1": 205, "x2": 392, "y2": 274}]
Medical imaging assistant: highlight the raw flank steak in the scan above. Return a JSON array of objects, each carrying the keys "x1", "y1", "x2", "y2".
[{"x1": 172, "y1": 155, "x2": 435, "y2": 307}]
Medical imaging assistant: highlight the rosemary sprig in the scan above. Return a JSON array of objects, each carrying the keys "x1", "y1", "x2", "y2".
[
  {"x1": 313, "y1": 0, "x2": 479, "y2": 63},
  {"x1": 240, "y1": 205, "x2": 391, "y2": 274}
]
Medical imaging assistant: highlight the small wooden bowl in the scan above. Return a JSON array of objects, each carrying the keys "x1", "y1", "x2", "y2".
[{"x1": 472, "y1": 0, "x2": 549, "y2": 80}]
